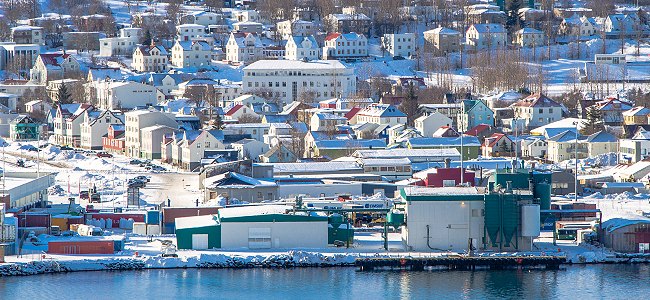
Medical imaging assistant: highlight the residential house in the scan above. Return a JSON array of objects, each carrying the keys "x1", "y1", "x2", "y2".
[
  {"x1": 94, "y1": 80, "x2": 160, "y2": 110},
  {"x1": 242, "y1": 60, "x2": 356, "y2": 105},
  {"x1": 176, "y1": 24, "x2": 206, "y2": 41},
  {"x1": 170, "y1": 129, "x2": 225, "y2": 170},
  {"x1": 322, "y1": 32, "x2": 368, "y2": 60},
  {"x1": 232, "y1": 22, "x2": 263, "y2": 34},
  {"x1": 142, "y1": 73, "x2": 186, "y2": 96},
  {"x1": 284, "y1": 35, "x2": 319, "y2": 61},
  {"x1": 11, "y1": 26, "x2": 43, "y2": 45},
  {"x1": 142, "y1": 125, "x2": 178, "y2": 160},
  {"x1": 546, "y1": 130, "x2": 587, "y2": 163},
  {"x1": 465, "y1": 124, "x2": 500, "y2": 144},
  {"x1": 325, "y1": 13, "x2": 371, "y2": 35},
  {"x1": 483, "y1": 133, "x2": 515, "y2": 157},
  {"x1": 124, "y1": 110, "x2": 178, "y2": 158},
  {"x1": 259, "y1": 143, "x2": 298, "y2": 163},
  {"x1": 181, "y1": 11, "x2": 223, "y2": 27},
  {"x1": 381, "y1": 33, "x2": 415, "y2": 58},
  {"x1": 24, "y1": 99, "x2": 51, "y2": 114},
  {"x1": 465, "y1": 23, "x2": 508, "y2": 50},
  {"x1": 224, "y1": 104, "x2": 260, "y2": 122},
  {"x1": 623, "y1": 106, "x2": 650, "y2": 125},
  {"x1": 79, "y1": 110, "x2": 124, "y2": 150},
  {"x1": 276, "y1": 20, "x2": 316, "y2": 39},
  {"x1": 171, "y1": 40, "x2": 212, "y2": 68},
  {"x1": 310, "y1": 112, "x2": 347, "y2": 132},
  {"x1": 520, "y1": 136, "x2": 547, "y2": 158},
  {"x1": 46, "y1": 79, "x2": 81, "y2": 103},
  {"x1": 30, "y1": 53, "x2": 80, "y2": 84},
  {"x1": 356, "y1": 104, "x2": 406, "y2": 127},
  {"x1": 98, "y1": 27, "x2": 142, "y2": 57},
  {"x1": 223, "y1": 123, "x2": 270, "y2": 142},
  {"x1": 604, "y1": 14, "x2": 641, "y2": 37},
  {"x1": 233, "y1": 10, "x2": 261, "y2": 22},
  {"x1": 591, "y1": 98, "x2": 633, "y2": 125},
  {"x1": 102, "y1": 124, "x2": 125, "y2": 154},
  {"x1": 231, "y1": 138, "x2": 269, "y2": 160},
  {"x1": 9, "y1": 115, "x2": 40, "y2": 141},
  {"x1": 514, "y1": 28, "x2": 544, "y2": 47},
  {"x1": 419, "y1": 103, "x2": 462, "y2": 128},
  {"x1": 311, "y1": 139, "x2": 386, "y2": 159},
  {"x1": 226, "y1": 32, "x2": 263, "y2": 64},
  {"x1": 586, "y1": 130, "x2": 618, "y2": 158},
  {"x1": 423, "y1": 27, "x2": 461, "y2": 53},
  {"x1": 132, "y1": 44, "x2": 169, "y2": 72},
  {"x1": 457, "y1": 99, "x2": 494, "y2": 132},
  {"x1": 558, "y1": 15, "x2": 598, "y2": 37},
  {"x1": 414, "y1": 113, "x2": 452, "y2": 137},
  {"x1": 52, "y1": 103, "x2": 94, "y2": 147},
  {"x1": 511, "y1": 93, "x2": 563, "y2": 129}
]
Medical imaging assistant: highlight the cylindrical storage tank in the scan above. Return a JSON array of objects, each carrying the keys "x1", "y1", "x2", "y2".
[
  {"x1": 521, "y1": 204, "x2": 541, "y2": 237},
  {"x1": 535, "y1": 182, "x2": 551, "y2": 210}
]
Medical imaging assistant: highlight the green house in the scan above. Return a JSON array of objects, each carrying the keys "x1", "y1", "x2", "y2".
[{"x1": 10, "y1": 115, "x2": 40, "y2": 141}]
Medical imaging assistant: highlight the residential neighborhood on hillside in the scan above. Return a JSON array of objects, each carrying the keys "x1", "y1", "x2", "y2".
[{"x1": 3, "y1": 1, "x2": 650, "y2": 294}]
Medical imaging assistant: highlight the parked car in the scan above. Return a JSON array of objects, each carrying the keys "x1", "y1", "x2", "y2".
[
  {"x1": 129, "y1": 159, "x2": 142, "y2": 165},
  {"x1": 96, "y1": 152, "x2": 113, "y2": 158},
  {"x1": 134, "y1": 175, "x2": 150, "y2": 182},
  {"x1": 60, "y1": 146, "x2": 73, "y2": 151},
  {"x1": 151, "y1": 165, "x2": 166, "y2": 172},
  {"x1": 128, "y1": 179, "x2": 146, "y2": 188},
  {"x1": 79, "y1": 191, "x2": 89, "y2": 200}
]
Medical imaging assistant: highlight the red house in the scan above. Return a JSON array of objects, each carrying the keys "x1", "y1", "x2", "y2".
[{"x1": 102, "y1": 124, "x2": 125, "y2": 154}]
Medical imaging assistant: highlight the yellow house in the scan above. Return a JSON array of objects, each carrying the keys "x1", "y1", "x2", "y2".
[{"x1": 623, "y1": 106, "x2": 650, "y2": 125}]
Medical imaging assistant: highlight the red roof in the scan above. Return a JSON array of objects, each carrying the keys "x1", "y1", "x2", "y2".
[
  {"x1": 465, "y1": 124, "x2": 491, "y2": 136},
  {"x1": 225, "y1": 104, "x2": 244, "y2": 116},
  {"x1": 39, "y1": 53, "x2": 71, "y2": 66},
  {"x1": 344, "y1": 107, "x2": 361, "y2": 120},
  {"x1": 486, "y1": 133, "x2": 507, "y2": 147},
  {"x1": 325, "y1": 33, "x2": 341, "y2": 41}
]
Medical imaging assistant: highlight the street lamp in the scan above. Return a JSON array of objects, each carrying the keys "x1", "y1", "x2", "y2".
[{"x1": 573, "y1": 120, "x2": 579, "y2": 202}]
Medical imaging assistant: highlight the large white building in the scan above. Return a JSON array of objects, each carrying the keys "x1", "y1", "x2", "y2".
[
  {"x1": 284, "y1": 35, "x2": 319, "y2": 61},
  {"x1": 99, "y1": 27, "x2": 142, "y2": 57},
  {"x1": 176, "y1": 24, "x2": 206, "y2": 42},
  {"x1": 124, "y1": 110, "x2": 178, "y2": 158},
  {"x1": 171, "y1": 40, "x2": 211, "y2": 68},
  {"x1": 322, "y1": 32, "x2": 368, "y2": 60},
  {"x1": 226, "y1": 32, "x2": 263, "y2": 64},
  {"x1": 242, "y1": 60, "x2": 356, "y2": 105},
  {"x1": 276, "y1": 20, "x2": 316, "y2": 39},
  {"x1": 381, "y1": 33, "x2": 416, "y2": 58},
  {"x1": 94, "y1": 80, "x2": 161, "y2": 110}
]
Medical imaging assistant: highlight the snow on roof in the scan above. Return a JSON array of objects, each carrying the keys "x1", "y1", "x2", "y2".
[
  {"x1": 517, "y1": 27, "x2": 544, "y2": 34},
  {"x1": 470, "y1": 23, "x2": 506, "y2": 34},
  {"x1": 530, "y1": 118, "x2": 585, "y2": 136},
  {"x1": 359, "y1": 158, "x2": 411, "y2": 166},
  {"x1": 358, "y1": 104, "x2": 406, "y2": 118},
  {"x1": 402, "y1": 186, "x2": 480, "y2": 197},
  {"x1": 408, "y1": 136, "x2": 481, "y2": 147},
  {"x1": 175, "y1": 214, "x2": 220, "y2": 229},
  {"x1": 315, "y1": 139, "x2": 386, "y2": 150},
  {"x1": 218, "y1": 205, "x2": 293, "y2": 219},
  {"x1": 258, "y1": 161, "x2": 362, "y2": 173},
  {"x1": 623, "y1": 106, "x2": 650, "y2": 117},
  {"x1": 244, "y1": 60, "x2": 348, "y2": 70},
  {"x1": 424, "y1": 27, "x2": 460, "y2": 35},
  {"x1": 353, "y1": 148, "x2": 461, "y2": 159},
  {"x1": 602, "y1": 217, "x2": 650, "y2": 233},
  {"x1": 329, "y1": 13, "x2": 370, "y2": 21}
]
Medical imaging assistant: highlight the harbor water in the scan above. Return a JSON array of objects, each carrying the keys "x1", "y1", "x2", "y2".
[{"x1": 0, "y1": 264, "x2": 648, "y2": 299}]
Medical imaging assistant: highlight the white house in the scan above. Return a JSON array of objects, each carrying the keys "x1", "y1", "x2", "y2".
[
  {"x1": 558, "y1": 15, "x2": 598, "y2": 37},
  {"x1": 173, "y1": 129, "x2": 225, "y2": 170},
  {"x1": 224, "y1": 104, "x2": 260, "y2": 121},
  {"x1": 98, "y1": 27, "x2": 142, "y2": 57},
  {"x1": 242, "y1": 60, "x2": 356, "y2": 105},
  {"x1": 322, "y1": 32, "x2": 368, "y2": 60},
  {"x1": 79, "y1": 110, "x2": 124, "y2": 150},
  {"x1": 381, "y1": 33, "x2": 416, "y2": 58},
  {"x1": 30, "y1": 53, "x2": 80, "y2": 84},
  {"x1": 181, "y1": 11, "x2": 223, "y2": 27},
  {"x1": 415, "y1": 112, "x2": 453, "y2": 137},
  {"x1": 11, "y1": 25, "x2": 43, "y2": 45},
  {"x1": 511, "y1": 93, "x2": 564, "y2": 129},
  {"x1": 132, "y1": 44, "x2": 169, "y2": 72},
  {"x1": 356, "y1": 104, "x2": 406, "y2": 127},
  {"x1": 284, "y1": 35, "x2": 319, "y2": 61},
  {"x1": 171, "y1": 40, "x2": 212, "y2": 68},
  {"x1": 226, "y1": 32, "x2": 263, "y2": 64},
  {"x1": 176, "y1": 24, "x2": 206, "y2": 42},
  {"x1": 514, "y1": 28, "x2": 545, "y2": 47},
  {"x1": 276, "y1": 20, "x2": 316, "y2": 39},
  {"x1": 232, "y1": 138, "x2": 269, "y2": 160},
  {"x1": 232, "y1": 21, "x2": 264, "y2": 34},
  {"x1": 233, "y1": 10, "x2": 260, "y2": 22},
  {"x1": 52, "y1": 104, "x2": 94, "y2": 147},
  {"x1": 310, "y1": 112, "x2": 347, "y2": 131},
  {"x1": 466, "y1": 23, "x2": 508, "y2": 50},
  {"x1": 95, "y1": 80, "x2": 160, "y2": 110},
  {"x1": 223, "y1": 123, "x2": 271, "y2": 142},
  {"x1": 124, "y1": 110, "x2": 178, "y2": 158}
]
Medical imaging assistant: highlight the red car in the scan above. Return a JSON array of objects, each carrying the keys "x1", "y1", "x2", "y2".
[{"x1": 96, "y1": 152, "x2": 113, "y2": 158}]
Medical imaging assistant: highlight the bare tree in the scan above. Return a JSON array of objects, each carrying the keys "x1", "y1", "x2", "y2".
[{"x1": 238, "y1": 113, "x2": 262, "y2": 123}]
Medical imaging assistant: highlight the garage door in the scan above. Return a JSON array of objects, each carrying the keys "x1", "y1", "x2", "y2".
[
  {"x1": 192, "y1": 234, "x2": 209, "y2": 250},
  {"x1": 248, "y1": 228, "x2": 271, "y2": 249}
]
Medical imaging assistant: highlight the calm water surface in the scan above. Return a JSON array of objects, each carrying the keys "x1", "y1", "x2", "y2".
[{"x1": 0, "y1": 264, "x2": 648, "y2": 299}]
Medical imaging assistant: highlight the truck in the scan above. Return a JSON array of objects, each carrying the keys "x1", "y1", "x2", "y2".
[{"x1": 77, "y1": 224, "x2": 103, "y2": 236}]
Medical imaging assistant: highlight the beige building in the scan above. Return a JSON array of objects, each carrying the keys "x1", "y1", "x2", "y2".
[
  {"x1": 132, "y1": 44, "x2": 168, "y2": 72},
  {"x1": 30, "y1": 53, "x2": 80, "y2": 84},
  {"x1": 124, "y1": 110, "x2": 178, "y2": 158},
  {"x1": 424, "y1": 27, "x2": 461, "y2": 53},
  {"x1": 514, "y1": 28, "x2": 545, "y2": 48}
]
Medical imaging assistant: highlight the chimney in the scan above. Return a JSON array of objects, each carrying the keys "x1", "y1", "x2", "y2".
[{"x1": 444, "y1": 158, "x2": 451, "y2": 168}]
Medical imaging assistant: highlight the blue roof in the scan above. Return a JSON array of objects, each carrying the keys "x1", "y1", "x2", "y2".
[
  {"x1": 315, "y1": 139, "x2": 386, "y2": 149},
  {"x1": 549, "y1": 130, "x2": 584, "y2": 142},
  {"x1": 263, "y1": 114, "x2": 290, "y2": 123},
  {"x1": 408, "y1": 136, "x2": 481, "y2": 147},
  {"x1": 587, "y1": 130, "x2": 617, "y2": 143}
]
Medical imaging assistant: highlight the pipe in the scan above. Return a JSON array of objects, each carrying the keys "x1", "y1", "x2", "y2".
[{"x1": 426, "y1": 225, "x2": 444, "y2": 251}]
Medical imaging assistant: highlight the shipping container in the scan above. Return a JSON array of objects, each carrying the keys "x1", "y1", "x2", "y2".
[
  {"x1": 162, "y1": 222, "x2": 175, "y2": 234},
  {"x1": 161, "y1": 207, "x2": 220, "y2": 224},
  {"x1": 147, "y1": 224, "x2": 160, "y2": 235},
  {"x1": 146, "y1": 210, "x2": 160, "y2": 225},
  {"x1": 18, "y1": 214, "x2": 50, "y2": 228},
  {"x1": 47, "y1": 240, "x2": 115, "y2": 254},
  {"x1": 85, "y1": 213, "x2": 145, "y2": 227}
]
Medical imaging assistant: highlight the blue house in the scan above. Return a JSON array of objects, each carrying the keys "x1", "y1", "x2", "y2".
[{"x1": 458, "y1": 100, "x2": 494, "y2": 132}]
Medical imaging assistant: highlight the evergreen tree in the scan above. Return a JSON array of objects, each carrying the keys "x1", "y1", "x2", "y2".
[
  {"x1": 399, "y1": 83, "x2": 419, "y2": 126},
  {"x1": 212, "y1": 113, "x2": 223, "y2": 129},
  {"x1": 142, "y1": 30, "x2": 152, "y2": 46},
  {"x1": 581, "y1": 107, "x2": 603, "y2": 135},
  {"x1": 56, "y1": 83, "x2": 72, "y2": 106},
  {"x1": 505, "y1": 0, "x2": 524, "y2": 33}
]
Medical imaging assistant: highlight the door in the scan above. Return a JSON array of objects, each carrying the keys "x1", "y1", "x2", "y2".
[
  {"x1": 248, "y1": 228, "x2": 272, "y2": 249},
  {"x1": 192, "y1": 234, "x2": 209, "y2": 250}
]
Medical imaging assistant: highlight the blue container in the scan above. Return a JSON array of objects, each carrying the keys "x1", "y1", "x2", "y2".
[
  {"x1": 162, "y1": 222, "x2": 175, "y2": 234},
  {"x1": 146, "y1": 210, "x2": 160, "y2": 225},
  {"x1": 113, "y1": 237, "x2": 126, "y2": 251}
]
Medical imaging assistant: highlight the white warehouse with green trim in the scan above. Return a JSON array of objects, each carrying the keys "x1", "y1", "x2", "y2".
[{"x1": 175, "y1": 205, "x2": 328, "y2": 250}]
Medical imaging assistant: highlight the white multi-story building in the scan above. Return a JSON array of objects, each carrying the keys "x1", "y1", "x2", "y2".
[
  {"x1": 226, "y1": 32, "x2": 263, "y2": 64},
  {"x1": 30, "y1": 53, "x2": 80, "y2": 84},
  {"x1": 132, "y1": 44, "x2": 168, "y2": 72},
  {"x1": 94, "y1": 80, "x2": 161, "y2": 110},
  {"x1": 171, "y1": 40, "x2": 212, "y2": 68},
  {"x1": 284, "y1": 35, "x2": 319, "y2": 61},
  {"x1": 276, "y1": 20, "x2": 316, "y2": 39},
  {"x1": 176, "y1": 24, "x2": 206, "y2": 42},
  {"x1": 0, "y1": 43, "x2": 40, "y2": 73},
  {"x1": 232, "y1": 22, "x2": 263, "y2": 34},
  {"x1": 356, "y1": 104, "x2": 406, "y2": 127},
  {"x1": 98, "y1": 27, "x2": 142, "y2": 57},
  {"x1": 11, "y1": 25, "x2": 43, "y2": 45},
  {"x1": 124, "y1": 110, "x2": 178, "y2": 158},
  {"x1": 242, "y1": 60, "x2": 357, "y2": 105},
  {"x1": 322, "y1": 32, "x2": 368, "y2": 59},
  {"x1": 511, "y1": 93, "x2": 563, "y2": 129},
  {"x1": 79, "y1": 109, "x2": 124, "y2": 150},
  {"x1": 233, "y1": 10, "x2": 260, "y2": 22},
  {"x1": 381, "y1": 33, "x2": 415, "y2": 58},
  {"x1": 466, "y1": 23, "x2": 507, "y2": 50},
  {"x1": 514, "y1": 28, "x2": 545, "y2": 47}
]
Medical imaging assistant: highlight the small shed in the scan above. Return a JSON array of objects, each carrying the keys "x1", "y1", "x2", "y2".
[
  {"x1": 175, "y1": 215, "x2": 221, "y2": 250},
  {"x1": 602, "y1": 218, "x2": 650, "y2": 253}
]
